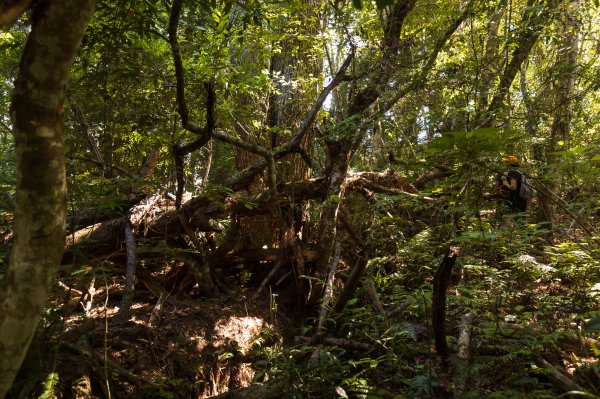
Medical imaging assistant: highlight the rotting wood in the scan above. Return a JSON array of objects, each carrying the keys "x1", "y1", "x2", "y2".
[{"x1": 62, "y1": 171, "x2": 426, "y2": 266}]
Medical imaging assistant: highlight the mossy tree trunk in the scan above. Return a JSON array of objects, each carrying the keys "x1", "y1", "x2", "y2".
[{"x1": 0, "y1": 1, "x2": 97, "y2": 396}]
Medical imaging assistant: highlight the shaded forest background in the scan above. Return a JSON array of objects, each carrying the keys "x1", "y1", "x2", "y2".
[{"x1": 1, "y1": 0, "x2": 600, "y2": 397}]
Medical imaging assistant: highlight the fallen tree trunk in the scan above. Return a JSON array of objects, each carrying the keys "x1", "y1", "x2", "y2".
[{"x1": 62, "y1": 171, "x2": 426, "y2": 266}]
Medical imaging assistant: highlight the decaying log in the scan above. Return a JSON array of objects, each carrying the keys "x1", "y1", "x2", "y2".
[
  {"x1": 67, "y1": 194, "x2": 144, "y2": 232},
  {"x1": 431, "y1": 253, "x2": 457, "y2": 364},
  {"x1": 346, "y1": 170, "x2": 418, "y2": 194},
  {"x1": 63, "y1": 218, "x2": 127, "y2": 264},
  {"x1": 62, "y1": 319, "x2": 97, "y2": 343}
]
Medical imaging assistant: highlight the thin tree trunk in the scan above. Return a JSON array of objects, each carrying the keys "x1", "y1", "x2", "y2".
[
  {"x1": 432, "y1": 253, "x2": 457, "y2": 365},
  {"x1": 119, "y1": 216, "x2": 137, "y2": 321},
  {"x1": 475, "y1": 0, "x2": 507, "y2": 121},
  {"x1": 543, "y1": 0, "x2": 580, "y2": 235},
  {"x1": 0, "y1": 0, "x2": 97, "y2": 395},
  {"x1": 479, "y1": 0, "x2": 559, "y2": 127}
]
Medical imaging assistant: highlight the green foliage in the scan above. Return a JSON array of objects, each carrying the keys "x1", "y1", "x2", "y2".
[{"x1": 39, "y1": 373, "x2": 60, "y2": 399}]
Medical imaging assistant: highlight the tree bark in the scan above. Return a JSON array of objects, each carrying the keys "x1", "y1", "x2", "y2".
[
  {"x1": 542, "y1": 0, "x2": 580, "y2": 236},
  {"x1": 431, "y1": 253, "x2": 457, "y2": 365},
  {"x1": 0, "y1": 0, "x2": 97, "y2": 396},
  {"x1": 310, "y1": 0, "x2": 418, "y2": 307}
]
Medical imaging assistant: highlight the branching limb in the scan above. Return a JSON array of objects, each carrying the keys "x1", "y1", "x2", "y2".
[
  {"x1": 66, "y1": 155, "x2": 135, "y2": 179},
  {"x1": 225, "y1": 52, "x2": 354, "y2": 191},
  {"x1": 382, "y1": 0, "x2": 478, "y2": 113}
]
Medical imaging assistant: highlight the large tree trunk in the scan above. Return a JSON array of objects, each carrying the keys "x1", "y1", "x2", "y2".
[{"x1": 0, "y1": 1, "x2": 97, "y2": 396}]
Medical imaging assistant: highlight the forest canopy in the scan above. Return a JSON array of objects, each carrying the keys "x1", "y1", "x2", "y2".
[{"x1": 1, "y1": 0, "x2": 600, "y2": 397}]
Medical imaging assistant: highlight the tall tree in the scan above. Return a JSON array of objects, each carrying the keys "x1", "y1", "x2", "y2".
[
  {"x1": 0, "y1": 1, "x2": 97, "y2": 396},
  {"x1": 541, "y1": 0, "x2": 581, "y2": 234}
]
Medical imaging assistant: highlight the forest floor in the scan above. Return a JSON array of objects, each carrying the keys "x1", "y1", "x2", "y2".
[{"x1": 13, "y1": 276, "x2": 282, "y2": 399}]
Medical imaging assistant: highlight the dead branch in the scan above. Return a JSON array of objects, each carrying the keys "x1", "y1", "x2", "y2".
[
  {"x1": 346, "y1": 176, "x2": 433, "y2": 203},
  {"x1": 62, "y1": 319, "x2": 96, "y2": 343},
  {"x1": 329, "y1": 251, "x2": 369, "y2": 317},
  {"x1": 224, "y1": 53, "x2": 354, "y2": 191}
]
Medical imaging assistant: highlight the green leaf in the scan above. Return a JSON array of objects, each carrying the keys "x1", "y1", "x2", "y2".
[
  {"x1": 584, "y1": 315, "x2": 600, "y2": 331},
  {"x1": 351, "y1": 0, "x2": 363, "y2": 9}
]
